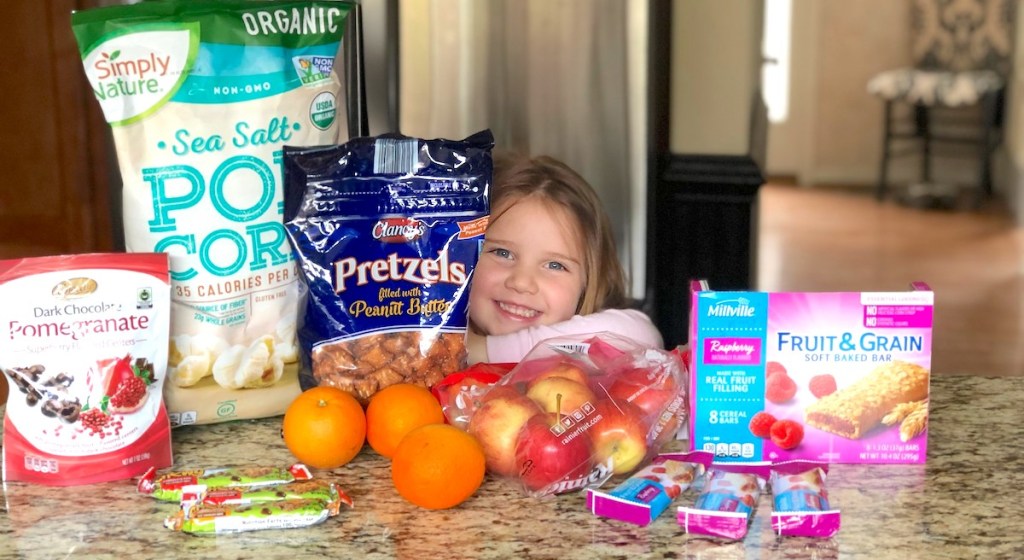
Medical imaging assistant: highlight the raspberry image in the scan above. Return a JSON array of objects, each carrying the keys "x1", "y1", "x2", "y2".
[
  {"x1": 748, "y1": 411, "x2": 777, "y2": 438},
  {"x1": 766, "y1": 361, "x2": 788, "y2": 379},
  {"x1": 809, "y1": 374, "x2": 837, "y2": 398},
  {"x1": 770, "y1": 419, "x2": 804, "y2": 450},
  {"x1": 765, "y1": 373, "x2": 797, "y2": 403}
]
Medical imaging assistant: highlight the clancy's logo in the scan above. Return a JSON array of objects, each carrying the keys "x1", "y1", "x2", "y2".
[
  {"x1": 372, "y1": 218, "x2": 426, "y2": 243},
  {"x1": 707, "y1": 297, "x2": 756, "y2": 318}
]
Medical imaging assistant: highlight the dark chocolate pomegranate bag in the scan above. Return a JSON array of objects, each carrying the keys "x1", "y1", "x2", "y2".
[{"x1": 0, "y1": 253, "x2": 172, "y2": 485}]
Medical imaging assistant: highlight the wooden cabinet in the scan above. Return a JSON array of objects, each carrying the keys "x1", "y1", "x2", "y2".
[
  {"x1": 649, "y1": 155, "x2": 763, "y2": 348},
  {"x1": 0, "y1": 0, "x2": 114, "y2": 260}
]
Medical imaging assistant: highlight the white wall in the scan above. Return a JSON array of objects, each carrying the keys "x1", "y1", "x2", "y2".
[
  {"x1": 769, "y1": 0, "x2": 911, "y2": 185},
  {"x1": 671, "y1": 0, "x2": 762, "y2": 155},
  {"x1": 767, "y1": 0, "x2": 994, "y2": 191},
  {"x1": 1006, "y1": 1, "x2": 1024, "y2": 223}
]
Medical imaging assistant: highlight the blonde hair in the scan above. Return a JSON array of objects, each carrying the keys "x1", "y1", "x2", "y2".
[{"x1": 489, "y1": 152, "x2": 628, "y2": 314}]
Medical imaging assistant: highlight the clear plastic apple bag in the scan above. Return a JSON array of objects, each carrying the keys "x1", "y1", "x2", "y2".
[{"x1": 462, "y1": 332, "x2": 688, "y2": 498}]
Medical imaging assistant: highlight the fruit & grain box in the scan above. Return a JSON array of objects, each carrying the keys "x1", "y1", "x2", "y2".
[{"x1": 687, "y1": 280, "x2": 933, "y2": 464}]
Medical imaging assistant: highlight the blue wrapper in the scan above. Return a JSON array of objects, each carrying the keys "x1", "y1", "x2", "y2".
[{"x1": 586, "y1": 451, "x2": 713, "y2": 526}]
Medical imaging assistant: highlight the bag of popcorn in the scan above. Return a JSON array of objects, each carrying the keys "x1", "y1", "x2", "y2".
[{"x1": 72, "y1": 0, "x2": 355, "y2": 425}]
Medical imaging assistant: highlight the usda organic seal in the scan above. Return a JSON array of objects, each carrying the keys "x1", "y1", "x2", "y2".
[{"x1": 310, "y1": 91, "x2": 336, "y2": 130}]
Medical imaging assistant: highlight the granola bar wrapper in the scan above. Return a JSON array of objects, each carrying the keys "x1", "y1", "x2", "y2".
[
  {"x1": 181, "y1": 479, "x2": 348, "y2": 507},
  {"x1": 284, "y1": 130, "x2": 492, "y2": 402},
  {"x1": 166, "y1": 497, "x2": 348, "y2": 535},
  {"x1": 677, "y1": 462, "x2": 771, "y2": 541},
  {"x1": 139, "y1": 463, "x2": 312, "y2": 502},
  {"x1": 769, "y1": 461, "x2": 840, "y2": 538},
  {"x1": 586, "y1": 451, "x2": 713, "y2": 526}
]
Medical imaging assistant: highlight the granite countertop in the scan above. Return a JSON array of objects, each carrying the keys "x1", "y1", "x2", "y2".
[{"x1": 1, "y1": 375, "x2": 1022, "y2": 559}]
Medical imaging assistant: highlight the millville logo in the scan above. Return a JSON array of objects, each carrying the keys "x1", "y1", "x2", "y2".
[{"x1": 707, "y1": 297, "x2": 756, "y2": 318}]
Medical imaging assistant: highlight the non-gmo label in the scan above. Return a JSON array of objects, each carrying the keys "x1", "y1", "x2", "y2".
[{"x1": 292, "y1": 55, "x2": 334, "y2": 85}]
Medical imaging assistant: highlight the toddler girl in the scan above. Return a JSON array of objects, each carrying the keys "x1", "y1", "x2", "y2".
[{"x1": 466, "y1": 153, "x2": 663, "y2": 363}]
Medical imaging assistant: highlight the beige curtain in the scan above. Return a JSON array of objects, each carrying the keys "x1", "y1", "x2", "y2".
[{"x1": 400, "y1": 0, "x2": 648, "y2": 299}]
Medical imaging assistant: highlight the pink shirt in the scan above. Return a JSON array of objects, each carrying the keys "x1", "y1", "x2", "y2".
[{"x1": 484, "y1": 308, "x2": 664, "y2": 363}]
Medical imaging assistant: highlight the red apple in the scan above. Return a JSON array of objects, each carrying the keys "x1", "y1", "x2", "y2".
[
  {"x1": 526, "y1": 361, "x2": 590, "y2": 389},
  {"x1": 589, "y1": 399, "x2": 649, "y2": 474},
  {"x1": 514, "y1": 410, "x2": 593, "y2": 493},
  {"x1": 604, "y1": 366, "x2": 677, "y2": 419},
  {"x1": 467, "y1": 392, "x2": 540, "y2": 477},
  {"x1": 525, "y1": 377, "x2": 596, "y2": 415}
]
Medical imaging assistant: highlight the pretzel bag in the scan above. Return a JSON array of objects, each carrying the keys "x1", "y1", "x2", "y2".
[{"x1": 284, "y1": 130, "x2": 492, "y2": 401}]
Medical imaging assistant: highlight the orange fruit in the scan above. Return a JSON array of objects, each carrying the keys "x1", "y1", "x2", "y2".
[
  {"x1": 365, "y1": 383, "x2": 445, "y2": 458},
  {"x1": 282, "y1": 386, "x2": 366, "y2": 469},
  {"x1": 391, "y1": 423, "x2": 485, "y2": 509}
]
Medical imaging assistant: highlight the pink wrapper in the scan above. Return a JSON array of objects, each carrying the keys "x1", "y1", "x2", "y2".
[
  {"x1": 769, "y1": 460, "x2": 840, "y2": 538},
  {"x1": 586, "y1": 451, "x2": 713, "y2": 526},
  {"x1": 677, "y1": 462, "x2": 770, "y2": 540}
]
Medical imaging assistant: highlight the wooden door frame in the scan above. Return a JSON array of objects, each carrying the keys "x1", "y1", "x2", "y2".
[{"x1": 0, "y1": 0, "x2": 114, "y2": 257}]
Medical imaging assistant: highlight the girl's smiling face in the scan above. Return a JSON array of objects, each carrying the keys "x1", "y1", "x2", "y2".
[{"x1": 469, "y1": 195, "x2": 586, "y2": 336}]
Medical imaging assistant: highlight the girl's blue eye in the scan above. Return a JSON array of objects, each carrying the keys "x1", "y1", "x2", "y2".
[
  {"x1": 489, "y1": 248, "x2": 512, "y2": 259},
  {"x1": 546, "y1": 261, "x2": 567, "y2": 271}
]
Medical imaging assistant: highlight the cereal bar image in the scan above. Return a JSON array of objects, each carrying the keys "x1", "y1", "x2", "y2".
[{"x1": 804, "y1": 360, "x2": 929, "y2": 439}]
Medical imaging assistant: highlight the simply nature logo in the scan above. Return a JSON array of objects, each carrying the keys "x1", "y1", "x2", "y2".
[
  {"x1": 82, "y1": 25, "x2": 198, "y2": 125},
  {"x1": 93, "y1": 49, "x2": 172, "y2": 90}
]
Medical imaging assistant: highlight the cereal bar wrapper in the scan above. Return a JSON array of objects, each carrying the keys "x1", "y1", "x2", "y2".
[
  {"x1": 139, "y1": 463, "x2": 312, "y2": 502},
  {"x1": 181, "y1": 479, "x2": 348, "y2": 507},
  {"x1": 166, "y1": 497, "x2": 347, "y2": 535},
  {"x1": 677, "y1": 462, "x2": 771, "y2": 541},
  {"x1": 586, "y1": 451, "x2": 712, "y2": 526},
  {"x1": 770, "y1": 461, "x2": 840, "y2": 538},
  {"x1": 72, "y1": 0, "x2": 355, "y2": 426},
  {"x1": 284, "y1": 130, "x2": 493, "y2": 402}
]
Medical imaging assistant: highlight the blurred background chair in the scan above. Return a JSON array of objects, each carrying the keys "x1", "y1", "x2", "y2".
[{"x1": 868, "y1": 0, "x2": 1016, "y2": 207}]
